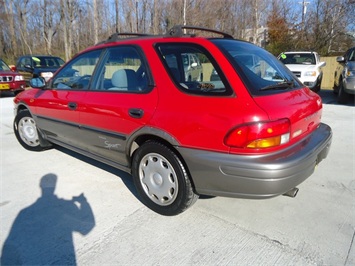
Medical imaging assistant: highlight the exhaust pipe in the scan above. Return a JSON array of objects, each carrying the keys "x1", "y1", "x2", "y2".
[{"x1": 283, "y1": 187, "x2": 299, "y2": 198}]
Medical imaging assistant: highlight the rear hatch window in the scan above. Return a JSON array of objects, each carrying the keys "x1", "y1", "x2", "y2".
[{"x1": 212, "y1": 39, "x2": 303, "y2": 96}]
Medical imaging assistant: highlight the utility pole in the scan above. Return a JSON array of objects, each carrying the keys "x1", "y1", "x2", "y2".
[
  {"x1": 299, "y1": 0, "x2": 310, "y2": 29},
  {"x1": 136, "y1": 0, "x2": 139, "y2": 32}
]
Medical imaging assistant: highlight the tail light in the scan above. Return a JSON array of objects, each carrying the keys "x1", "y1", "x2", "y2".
[{"x1": 224, "y1": 119, "x2": 290, "y2": 149}]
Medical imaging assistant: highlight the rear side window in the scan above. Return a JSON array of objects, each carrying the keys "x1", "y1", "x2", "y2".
[{"x1": 156, "y1": 43, "x2": 232, "y2": 96}]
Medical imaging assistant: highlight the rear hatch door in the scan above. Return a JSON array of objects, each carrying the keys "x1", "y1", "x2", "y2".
[{"x1": 253, "y1": 87, "x2": 322, "y2": 142}]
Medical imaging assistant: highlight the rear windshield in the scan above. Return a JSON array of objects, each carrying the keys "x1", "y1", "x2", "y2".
[{"x1": 212, "y1": 39, "x2": 302, "y2": 95}]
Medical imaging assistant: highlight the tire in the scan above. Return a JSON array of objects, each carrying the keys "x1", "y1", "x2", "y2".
[
  {"x1": 132, "y1": 141, "x2": 199, "y2": 216},
  {"x1": 13, "y1": 110, "x2": 49, "y2": 151},
  {"x1": 314, "y1": 76, "x2": 322, "y2": 93},
  {"x1": 337, "y1": 80, "x2": 348, "y2": 104}
]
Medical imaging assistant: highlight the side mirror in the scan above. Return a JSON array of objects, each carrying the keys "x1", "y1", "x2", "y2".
[
  {"x1": 24, "y1": 64, "x2": 34, "y2": 70},
  {"x1": 336, "y1": 56, "x2": 345, "y2": 63},
  {"x1": 318, "y1": 62, "x2": 326, "y2": 68},
  {"x1": 191, "y1": 62, "x2": 198, "y2": 68},
  {"x1": 30, "y1": 77, "x2": 46, "y2": 88}
]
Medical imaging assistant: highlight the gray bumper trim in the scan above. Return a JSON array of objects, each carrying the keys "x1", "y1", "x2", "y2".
[{"x1": 176, "y1": 123, "x2": 332, "y2": 199}]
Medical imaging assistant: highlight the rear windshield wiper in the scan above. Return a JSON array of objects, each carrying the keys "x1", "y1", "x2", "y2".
[{"x1": 260, "y1": 81, "x2": 294, "y2": 91}]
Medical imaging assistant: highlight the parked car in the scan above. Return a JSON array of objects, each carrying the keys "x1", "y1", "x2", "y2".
[
  {"x1": 182, "y1": 53, "x2": 203, "y2": 81},
  {"x1": 14, "y1": 55, "x2": 65, "y2": 85},
  {"x1": 333, "y1": 46, "x2": 355, "y2": 104},
  {"x1": 13, "y1": 25, "x2": 332, "y2": 216},
  {"x1": 278, "y1": 51, "x2": 326, "y2": 92},
  {"x1": 0, "y1": 58, "x2": 26, "y2": 95}
]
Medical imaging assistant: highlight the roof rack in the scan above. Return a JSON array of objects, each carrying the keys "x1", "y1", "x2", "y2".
[
  {"x1": 96, "y1": 25, "x2": 234, "y2": 45},
  {"x1": 168, "y1": 25, "x2": 234, "y2": 39},
  {"x1": 97, "y1": 32, "x2": 152, "y2": 45}
]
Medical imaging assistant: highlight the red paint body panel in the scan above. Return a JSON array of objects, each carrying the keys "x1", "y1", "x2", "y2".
[{"x1": 79, "y1": 90, "x2": 158, "y2": 134}]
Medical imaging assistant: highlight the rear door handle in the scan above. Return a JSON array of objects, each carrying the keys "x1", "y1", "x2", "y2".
[
  {"x1": 68, "y1": 102, "x2": 77, "y2": 110},
  {"x1": 129, "y1": 108, "x2": 144, "y2": 118}
]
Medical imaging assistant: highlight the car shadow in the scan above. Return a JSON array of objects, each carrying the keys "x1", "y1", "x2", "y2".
[
  {"x1": 1, "y1": 173, "x2": 95, "y2": 265},
  {"x1": 0, "y1": 91, "x2": 15, "y2": 98},
  {"x1": 318, "y1": 89, "x2": 355, "y2": 107},
  {"x1": 54, "y1": 146, "x2": 214, "y2": 201},
  {"x1": 54, "y1": 146, "x2": 138, "y2": 198}
]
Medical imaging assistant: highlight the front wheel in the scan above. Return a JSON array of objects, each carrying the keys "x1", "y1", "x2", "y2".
[
  {"x1": 132, "y1": 141, "x2": 198, "y2": 216},
  {"x1": 13, "y1": 110, "x2": 50, "y2": 151}
]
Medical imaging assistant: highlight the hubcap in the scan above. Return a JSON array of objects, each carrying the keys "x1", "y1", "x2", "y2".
[
  {"x1": 139, "y1": 153, "x2": 178, "y2": 206},
  {"x1": 18, "y1": 117, "x2": 40, "y2": 147}
]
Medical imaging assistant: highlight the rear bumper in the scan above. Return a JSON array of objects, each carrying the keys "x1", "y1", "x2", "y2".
[{"x1": 177, "y1": 123, "x2": 332, "y2": 199}]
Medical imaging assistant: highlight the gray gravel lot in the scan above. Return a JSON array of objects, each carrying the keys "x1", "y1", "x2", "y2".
[{"x1": 0, "y1": 90, "x2": 354, "y2": 265}]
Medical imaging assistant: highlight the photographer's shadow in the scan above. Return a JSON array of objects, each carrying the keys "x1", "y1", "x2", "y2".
[{"x1": 1, "y1": 173, "x2": 95, "y2": 265}]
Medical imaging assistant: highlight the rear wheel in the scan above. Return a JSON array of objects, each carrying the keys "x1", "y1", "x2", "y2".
[
  {"x1": 132, "y1": 141, "x2": 198, "y2": 216},
  {"x1": 13, "y1": 110, "x2": 50, "y2": 151}
]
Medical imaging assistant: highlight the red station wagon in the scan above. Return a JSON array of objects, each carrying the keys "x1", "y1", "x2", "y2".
[{"x1": 13, "y1": 26, "x2": 332, "y2": 215}]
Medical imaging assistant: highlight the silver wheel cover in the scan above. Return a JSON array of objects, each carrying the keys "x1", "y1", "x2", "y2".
[
  {"x1": 139, "y1": 153, "x2": 178, "y2": 206},
  {"x1": 18, "y1": 116, "x2": 40, "y2": 147}
]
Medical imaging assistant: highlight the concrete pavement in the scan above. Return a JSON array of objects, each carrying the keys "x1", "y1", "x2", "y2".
[{"x1": 1, "y1": 90, "x2": 354, "y2": 265}]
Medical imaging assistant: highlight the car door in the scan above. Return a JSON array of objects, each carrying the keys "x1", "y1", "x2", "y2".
[
  {"x1": 335, "y1": 48, "x2": 351, "y2": 86},
  {"x1": 77, "y1": 46, "x2": 158, "y2": 167},
  {"x1": 34, "y1": 49, "x2": 104, "y2": 148}
]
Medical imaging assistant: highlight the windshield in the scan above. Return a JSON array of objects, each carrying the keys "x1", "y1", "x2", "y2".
[
  {"x1": 0, "y1": 59, "x2": 11, "y2": 71},
  {"x1": 279, "y1": 53, "x2": 316, "y2": 65},
  {"x1": 212, "y1": 39, "x2": 302, "y2": 95},
  {"x1": 32, "y1": 56, "x2": 65, "y2": 68}
]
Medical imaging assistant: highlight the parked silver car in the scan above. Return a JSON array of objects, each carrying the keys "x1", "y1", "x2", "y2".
[{"x1": 333, "y1": 46, "x2": 355, "y2": 104}]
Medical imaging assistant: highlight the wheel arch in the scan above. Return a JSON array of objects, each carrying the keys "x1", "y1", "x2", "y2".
[
  {"x1": 14, "y1": 103, "x2": 52, "y2": 148},
  {"x1": 126, "y1": 126, "x2": 180, "y2": 161},
  {"x1": 15, "y1": 102, "x2": 31, "y2": 115},
  {"x1": 126, "y1": 127, "x2": 198, "y2": 191}
]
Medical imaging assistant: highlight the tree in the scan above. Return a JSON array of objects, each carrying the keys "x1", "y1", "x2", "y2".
[
  {"x1": 266, "y1": 1, "x2": 293, "y2": 55},
  {"x1": 0, "y1": 0, "x2": 354, "y2": 64},
  {"x1": 306, "y1": 0, "x2": 353, "y2": 55}
]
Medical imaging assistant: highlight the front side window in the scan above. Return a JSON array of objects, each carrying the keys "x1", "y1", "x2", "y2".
[
  {"x1": 213, "y1": 39, "x2": 302, "y2": 95},
  {"x1": 156, "y1": 43, "x2": 232, "y2": 95},
  {"x1": 51, "y1": 49, "x2": 102, "y2": 90},
  {"x1": 348, "y1": 49, "x2": 355, "y2": 62},
  {"x1": 19, "y1": 57, "x2": 31, "y2": 68},
  {"x1": 93, "y1": 46, "x2": 149, "y2": 92}
]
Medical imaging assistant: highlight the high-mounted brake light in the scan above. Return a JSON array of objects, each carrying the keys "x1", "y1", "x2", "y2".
[{"x1": 224, "y1": 119, "x2": 290, "y2": 149}]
